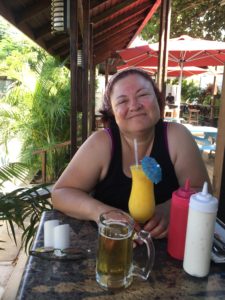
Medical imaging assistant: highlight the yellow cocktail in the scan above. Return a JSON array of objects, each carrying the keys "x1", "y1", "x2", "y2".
[{"x1": 128, "y1": 165, "x2": 155, "y2": 224}]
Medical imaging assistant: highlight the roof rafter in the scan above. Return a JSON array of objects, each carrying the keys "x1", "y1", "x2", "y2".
[
  {"x1": 15, "y1": 0, "x2": 50, "y2": 25},
  {"x1": 94, "y1": 18, "x2": 142, "y2": 46},
  {"x1": 91, "y1": 0, "x2": 136, "y2": 23},
  {"x1": 93, "y1": 1, "x2": 151, "y2": 36}
]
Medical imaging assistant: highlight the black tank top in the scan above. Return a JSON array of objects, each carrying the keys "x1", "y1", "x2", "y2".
[{"x1": 93, "y1": 119, "x2": 179, "y2": 211}]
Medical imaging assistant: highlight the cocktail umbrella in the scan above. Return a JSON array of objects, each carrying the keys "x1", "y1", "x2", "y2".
[{"x1": 117, "y1": 35, "x2": 225, "y2": 115}]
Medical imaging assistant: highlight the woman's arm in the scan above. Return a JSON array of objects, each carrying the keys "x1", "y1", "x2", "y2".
[{"x1": 51, "y1": 130, "x2": 115, "y2": 223}]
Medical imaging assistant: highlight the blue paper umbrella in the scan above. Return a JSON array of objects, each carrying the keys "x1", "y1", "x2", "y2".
[{"x1": 141, "y1": 156, "x2": 162, "y2": 184}]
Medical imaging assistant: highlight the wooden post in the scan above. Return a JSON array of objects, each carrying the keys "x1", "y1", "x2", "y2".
[
  {"x1": 69, "y1": 0, "x2": 79, "y2": 158},
  {"x1": 89, "y1": 22, "x2": 94, "y2": 133},
  {"x1": 41, "y1": 151, "x2": 47, "y2": 183},
  {"x1": 210, "y1": 68, "x2": 217, "y2": 125},
  {"x1": 82, "y1": 0, "x2": 90, "y2": 142},
  {"x1": 217, "y1": 150, "x2": 225, "y2": 222},
  {"x1": 213, "y1": 64, "x2": 225, "y2": 203},
  {"x1": 157, "y1": 0, "x2": 171, "y2": 97}
]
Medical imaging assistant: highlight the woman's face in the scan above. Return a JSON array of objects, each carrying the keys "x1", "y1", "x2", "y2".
[{"x1": 110, "y1": 74, "x2": 160, "y2": 133}]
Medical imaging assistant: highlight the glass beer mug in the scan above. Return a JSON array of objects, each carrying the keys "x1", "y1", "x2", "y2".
[{"x1": 96, "y1": 210, "x2": 155, "y2": 290}]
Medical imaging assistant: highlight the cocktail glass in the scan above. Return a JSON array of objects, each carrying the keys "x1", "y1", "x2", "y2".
[{"x1": 128, "y1": 165, "x2": 155, "y2": 224}]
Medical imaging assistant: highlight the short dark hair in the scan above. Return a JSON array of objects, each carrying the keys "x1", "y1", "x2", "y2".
[{"x1": 99, "y1": 67, "x2": 165, "y2": 125}]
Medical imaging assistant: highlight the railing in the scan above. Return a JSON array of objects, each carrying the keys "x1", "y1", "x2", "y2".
[
  {"x1": 32, "y1": 141, "x2": 71, "y2": 183},
  {"x1": 32, "y1": 116, "x2": 104, "y2": 183}
]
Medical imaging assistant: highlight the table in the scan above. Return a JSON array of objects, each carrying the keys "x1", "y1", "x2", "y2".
[
  {"x1": 16, "y1": 210, "x2": 225, "y2": 300},
  {"x1": 184, "y1": 124, "x2": 217, "y2": 136}
]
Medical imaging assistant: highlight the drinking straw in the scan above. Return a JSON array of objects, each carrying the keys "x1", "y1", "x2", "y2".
[{"x1": 134, "y1": 139, "x2": 138, "y2": 166}]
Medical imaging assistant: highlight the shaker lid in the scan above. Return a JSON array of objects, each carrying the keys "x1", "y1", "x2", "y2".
[
  {"x1": 176, "y1": 178, "x2": 195, "y2": 198},
  {"x1": 189, "y1": 182, "x2": 218, "y2": 213}
]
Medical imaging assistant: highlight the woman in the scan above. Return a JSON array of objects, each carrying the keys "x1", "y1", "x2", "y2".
[{"x1": 52, "y1": 68, "x2": 210, "y2": 239}]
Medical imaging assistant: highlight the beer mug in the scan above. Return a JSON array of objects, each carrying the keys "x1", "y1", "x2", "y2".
[{"x1": 96, "y1": 210, "x2": 155, "y2": 290}]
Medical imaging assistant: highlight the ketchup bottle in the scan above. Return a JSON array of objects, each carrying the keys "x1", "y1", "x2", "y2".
[{"x1": 167, "y1": 179, "x2": 195, "y2": 260}]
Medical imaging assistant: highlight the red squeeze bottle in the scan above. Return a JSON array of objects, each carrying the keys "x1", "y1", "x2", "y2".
[{"x1": 167, "y1": 179, "x2": 195, "y2": 260}]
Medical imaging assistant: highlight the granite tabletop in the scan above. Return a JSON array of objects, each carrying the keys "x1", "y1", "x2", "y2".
[{"x1": 16, "y1": 210, "x2": 225, "y2": 300}]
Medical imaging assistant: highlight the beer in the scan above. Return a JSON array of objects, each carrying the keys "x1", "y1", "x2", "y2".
[
  {"x1": 96, "y1": 210, "x2": 154, "y2": 290},
  {"x1": 96, "y1": 221, "x2": 133, "y2": 289}
]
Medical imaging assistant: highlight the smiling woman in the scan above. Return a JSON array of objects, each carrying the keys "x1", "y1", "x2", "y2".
[
  {"x1": 110, "y1": 74, "x2": 160, "y2": 135},
  {"x1": 52, "y1": 67, "x2": 210, "y2": 241}
]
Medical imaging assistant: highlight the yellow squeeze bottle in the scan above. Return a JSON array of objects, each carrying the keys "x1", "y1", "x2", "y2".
[{"x1": 128, "y1": 165, "x2": 155, "y2": 224}]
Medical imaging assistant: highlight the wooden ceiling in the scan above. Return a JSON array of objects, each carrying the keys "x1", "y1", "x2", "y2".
[{"x1": 0, "y1": 0, "x2": 161, "y2": 65}]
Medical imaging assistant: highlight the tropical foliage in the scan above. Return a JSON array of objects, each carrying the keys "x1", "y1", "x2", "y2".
[
  {"x1": 0, "y1": 163, "x2": 52, "y2": 252},
  {"x1": 0, "y1": 18, "x2": 71, "y2": 181},
  {"x1": 142, "y1": 0, "x2": 225, "y2": 42},
  {"x1": 0, "y1": 18, "x2": 71, "y2": 251}
]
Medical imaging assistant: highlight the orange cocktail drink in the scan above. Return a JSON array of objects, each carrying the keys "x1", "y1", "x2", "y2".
[{"x1": 128, "y1": 165, "x2": 155, "y2": 224}]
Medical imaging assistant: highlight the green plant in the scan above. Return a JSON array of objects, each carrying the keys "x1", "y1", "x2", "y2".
[
  {"x1": 0, "y1": 163, "x2": 52, "y2": 252},
  {"x1": 178, "y1": 79, "x2": 202, "y2": 103}
]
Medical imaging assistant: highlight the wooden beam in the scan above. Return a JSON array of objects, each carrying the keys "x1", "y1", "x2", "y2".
[
  {"x1": 0, "y1": 1, "x2": 15, "y2": 23},
  {"x1": 82, "y1": 0, "x2": 90, "y2": 141},
  {"x1": 15, "y1": 0, "x2": 50, "y2": 25},
  {"x1": 90, "y1": 0, "x2": 108, "y2": 9},
  {"x1": 94, "y1": 15, "x2": 143, "y2": 45},
  {"x1": 94, "y1": 2, "x2": 151, "y2": 36},
  {"x1": 89, "y1": 23, "x2": 95, "y2": 132},
  {"x1": 157, "y1": 0, "x2": 170, "y2": 93},
  {"x1": 0, "y1": 0, "x2": 50, "y2": 53},
  {"x1": 128, "y1": 0, "x2": 161, "y2": 47},
  {"x1": 213, "y1": 64, "x2": 225, "y2": 199},
  {"x1": 94, "y1": 38, "x2": 131, "y2": 64},
  {"x1": 78, "y1": 0, "x2": 84, "y2": 36},
  {"x1": 53, "y1": 46, "x2": 69, "y2": 57},
  {"x1": 91, "y1": 0, "x2": 136, "y2": 23},
  {"x1": 69, "y1": 0, "x2": 79, "y2": 157},
  {"x1": 35, "y1": 23, "x2": 51, "y2": 40},
  {"x1": 46, "y1": 35, "x2": 69, "y2": 49},
  {"x1": 52, "y1": 41, "x2": 69, "y2": 52},
  {"x1": 94, "y1": 26, "x2": 137, "y2": 47},
  {"x1": 94, "y1": 33, "x2": 132, "y2": 54}
]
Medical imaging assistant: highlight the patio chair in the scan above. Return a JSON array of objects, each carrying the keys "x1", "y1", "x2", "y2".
[{"x1": 188, "y1": 108, "x2": 200, "y2": 125}]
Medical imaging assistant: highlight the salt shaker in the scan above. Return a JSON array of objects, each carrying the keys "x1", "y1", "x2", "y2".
[
  {"x1": 167, "y1": 179, "x2": 195, "y2": 260},
  {"x1": 183, "y1": 182, "x2": 218, "y2": 277}
]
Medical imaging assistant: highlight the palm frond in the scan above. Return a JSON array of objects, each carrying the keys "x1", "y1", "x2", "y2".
[
  {"x1": 0, "y1": 183, "x2": 53, "y2": 252},
  {"x1": 0, "y1": 162, "x2": 29, "y2": 183}
]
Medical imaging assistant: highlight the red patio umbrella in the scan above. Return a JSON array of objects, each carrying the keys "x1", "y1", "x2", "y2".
[
  {"x1": 118, "y1": 35, "x2": 225, "y2": 68},
  {"x1": 117, "y1": 65, "x2": 208, "y2": 78}
]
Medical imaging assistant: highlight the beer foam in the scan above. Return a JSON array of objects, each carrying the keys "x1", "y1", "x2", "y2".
[{"x1": 100, "y1": 221, "x2": 133, "y2": 240}]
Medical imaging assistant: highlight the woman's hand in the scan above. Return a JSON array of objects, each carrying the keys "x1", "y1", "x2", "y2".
[
  {"x1": 144, "y1": 200, "x2": 171, "y2": 238},
  {"x1": 134, "y1": 199, "x2": 171, "y2": 239}
]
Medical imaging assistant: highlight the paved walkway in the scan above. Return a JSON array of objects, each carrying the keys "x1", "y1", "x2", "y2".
[{"x1": 0, "y1": 221, "x2": 27, "y2": 300}]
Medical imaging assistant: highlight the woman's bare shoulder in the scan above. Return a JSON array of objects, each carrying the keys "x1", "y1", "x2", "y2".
[
  {"x1": 166, "y1": 122, "x2": 209, "y2": 188},
  {"x1": 166, "y1": 122, "x2": 196, "y2": 148},
  {"x1": 166, "y1": 122, "x2": 192, "y2": 135},
  {"x1": 74, "y1": 129, "x2": 112, "y2": 176},
  {"x1": 83, "y1": 129, "x2": 112, "y2": 153}
]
